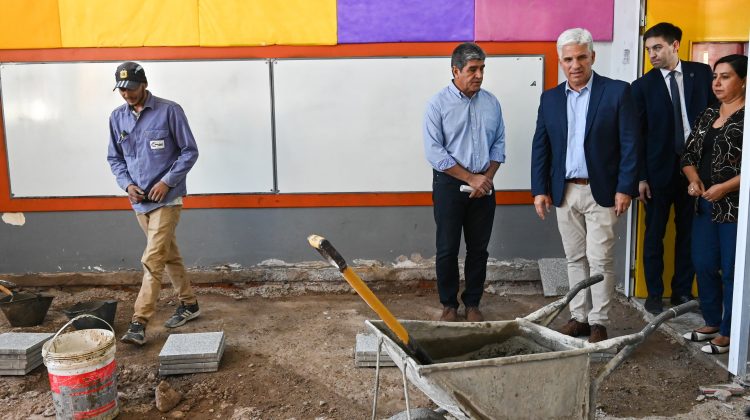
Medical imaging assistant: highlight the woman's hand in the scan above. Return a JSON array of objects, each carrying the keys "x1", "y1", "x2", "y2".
[
  {"x1": 687, "y1": 180, "x2": 705, "y2": 197},
  {"x1": 703, "y1": 183, "x2": 729, "y2": 202}
]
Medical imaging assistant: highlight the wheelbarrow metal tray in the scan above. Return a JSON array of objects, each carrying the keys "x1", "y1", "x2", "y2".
[{"x1": 366, "y1": 319, "x2": 607, "y2": 420}]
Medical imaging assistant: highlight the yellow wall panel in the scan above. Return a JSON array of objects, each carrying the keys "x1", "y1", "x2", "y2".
[
  {"x1": 199, "y1": 0, "x2": 337, "y2": 46},
  {"x1": 58, "y1": 0, "x2": 199, "y2": 47},
  {"x1": 0, "y1": 0, "x2": 61, "y2": 49},
  {"x1": 645, "y1": 0, "x2": 750, "y2": 70}
]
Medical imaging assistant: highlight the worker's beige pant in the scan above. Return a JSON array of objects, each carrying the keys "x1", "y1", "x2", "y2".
[
  {"x1": 132, "y1": 206, "x2": 196, "y2": 325},
  {"x1": 555, "y1": 184, "x2": 617, "y2": 327}
]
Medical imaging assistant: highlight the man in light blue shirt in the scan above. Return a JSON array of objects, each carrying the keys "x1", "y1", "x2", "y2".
[
  {"x1": 423, "y1": 42, "x2": 505, "y2": 322},
  {"x1": 108, "y1": 62, "x2": 200, "y2": 346}
]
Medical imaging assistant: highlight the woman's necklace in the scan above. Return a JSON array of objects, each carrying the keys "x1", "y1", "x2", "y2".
[{"x1": 716, "y1": 97, "x2": 745, "y2": 127}]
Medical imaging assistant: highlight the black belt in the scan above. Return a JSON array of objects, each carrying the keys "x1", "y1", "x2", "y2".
[{"x1": 565, "y1": 178, "x2": 589, "y2": 185}]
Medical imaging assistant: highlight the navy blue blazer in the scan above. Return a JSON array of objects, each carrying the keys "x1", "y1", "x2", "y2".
[
  {"x1": 531, "y1": 72, "x2": 639, "y2": 208},
  {"x1": 631, "y1": 61, "x2": 715, "y2": 188}
]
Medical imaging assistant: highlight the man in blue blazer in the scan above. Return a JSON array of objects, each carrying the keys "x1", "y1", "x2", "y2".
[
  {"x1": 631, "y1": 22, "x2": 715, "y2": 314},
  {"x1": 531, "y1": 28, "x2": 639, "y2": 343}
]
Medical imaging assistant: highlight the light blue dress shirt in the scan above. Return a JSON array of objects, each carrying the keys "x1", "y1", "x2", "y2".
[
  {"x1": 564, "y1": 75, "x2": 593, "y2": 179},
  {"x1": 107, "y1": 92, "x2": 199, "y2": 214},
  {"x1": 423, "y1": 82, "x2": 505, "y2": 173}
]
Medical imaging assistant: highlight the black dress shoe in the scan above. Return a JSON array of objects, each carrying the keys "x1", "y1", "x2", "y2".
[
  {"x1": 644, "y1": 295, "x2": 663, "y2": 315},
  {"x1": 670, "y1": 295, "x2": 694, "y2": 306}
]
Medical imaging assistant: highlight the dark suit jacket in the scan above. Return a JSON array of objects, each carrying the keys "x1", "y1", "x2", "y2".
[
  {"x1": 631, "y1": 61, "x2": 715, "y2": 188},
  {"x1": 531, "y1": 72, "x2": 639, "y2": 208}
]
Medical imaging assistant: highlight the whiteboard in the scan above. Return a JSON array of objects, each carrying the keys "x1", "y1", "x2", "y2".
[
  {"x1": 0, "y1": 60, "x2": 273, "y2": 197},
  {"x1": 273, "y1": 56, "x2": 543, "y2": 193}
]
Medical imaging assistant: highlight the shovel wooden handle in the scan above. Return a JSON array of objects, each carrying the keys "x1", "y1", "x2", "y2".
[
  {"x1": 308, "y1": 234, "x2": 433, "y2": 364},
  {"x1": 0, "y1": 285, "x2": 12, "y2": 296}
]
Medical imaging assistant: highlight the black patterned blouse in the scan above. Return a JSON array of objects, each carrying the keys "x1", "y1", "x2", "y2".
[{"x1": 681, "y1": 105, "x2": 745, "y2": 223}]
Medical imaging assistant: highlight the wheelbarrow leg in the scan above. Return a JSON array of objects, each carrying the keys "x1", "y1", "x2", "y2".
[
  {"x1": 401, "y1": 355, "x2": 411, "y2": 420},
  {"x1": 371, "y1": 338, "x2": 383, "y2": 420}
]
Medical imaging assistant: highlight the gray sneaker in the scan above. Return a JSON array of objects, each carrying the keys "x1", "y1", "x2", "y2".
[
  {"x1": 164, "y1": 302, "x2": 200, "y2": 328},
  {"x1": 121, "y1": 322, "x2": 146, "y2": 345}
]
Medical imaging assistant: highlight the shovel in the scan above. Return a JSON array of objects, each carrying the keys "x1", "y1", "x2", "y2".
[{"x1": 308, "y1": 234, "x2": 434, "y2": 365}]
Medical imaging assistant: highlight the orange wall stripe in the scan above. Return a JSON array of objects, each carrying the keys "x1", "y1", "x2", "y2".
[
  {"x1": 0, "y1": 192, "x2": 533, "y2": 212},
  {"x1": 0, "y1": 42, "x2": 555, "y2": 212}
]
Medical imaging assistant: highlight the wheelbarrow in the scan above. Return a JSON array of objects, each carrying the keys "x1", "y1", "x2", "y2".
[
  {"x1": 307, "y1": 234, "x2": 698, "y2": 419},
  {"x1": 366, "y1": 275, "x2": 698, "y2": 420}
]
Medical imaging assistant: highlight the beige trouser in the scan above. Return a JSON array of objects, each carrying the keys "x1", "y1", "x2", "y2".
[
  {"x1": 132, "y1": 206, "x2": 196, "y2": 325},
  {"x1": 555, "y1": 184, "x2": 617, "y2": 327}
]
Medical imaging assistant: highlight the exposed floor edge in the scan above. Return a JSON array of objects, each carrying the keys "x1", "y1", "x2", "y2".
[
  {"x1": 1, "y1": 259, "x2": 542, "y2": 288},
  {"x1": 622, "y1": 295, "x2": 732, "y2": 375}
]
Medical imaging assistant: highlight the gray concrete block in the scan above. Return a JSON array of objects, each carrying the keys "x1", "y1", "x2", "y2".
[
  {"x1": 538, "y1": 258, "x2": 569, "y2": 297},
  {"x1": 354, "y1": 333, "x2": 390, "y2": 357},
  {"x1": 0, "y1": 333, "x2": 54, "y2": 355},
  {"x1": 0, "y1": 352, "x2": 37, "y2": 360},
  {"x1": 354, "y1": 333, "x2": 395, "y2": 367},
  {"x1": 158, "y1": 366, "x2": 219, "y2": 376},
  {"x1": 354, "y1": 360, "x2": 396, "y2": 368},
  {"x1": 160, "y1": 340, "x2": 225, "y2": 365},
  {"x1": 0, "y1": 359, "x2": 44, "y2": 376},
  {"x1": 158, "y1": 332, "x2": 224, "y2": 361},
  {"x1": 160, "y1": 360, "x2": 220, "y2": 370},
  {"x1": 0, "y1": 355, "x2": 41, "y2": 370}
]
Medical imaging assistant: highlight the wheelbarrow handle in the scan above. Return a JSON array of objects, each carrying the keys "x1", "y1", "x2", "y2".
[
  {"x1": 593, "y1": 299, "x2": 700, "y2": 351},
  {"x1": 523, "y1": 274, "x2": 604, "y2": 326},
  {"x1": 589, "y1": 299, "x2": 699, "y2": 418},
  {"x1": 565, "y1": 274, "x2": 604, "y2": 303}
]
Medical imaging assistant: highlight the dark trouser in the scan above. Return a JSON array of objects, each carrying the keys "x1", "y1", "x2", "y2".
[
  {"x1": 643, "y1": 166, "x2": 695, "y2": 298},
  {"x1": 692, "y1": 198, "x2": 737, "y2": 337},
  {"x1": 432, "y1": 170, "x2": 495, "y2": 308}
]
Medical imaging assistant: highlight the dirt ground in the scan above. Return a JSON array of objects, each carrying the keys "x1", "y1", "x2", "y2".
[{"x1": 1, "y1": 282, "x2": 748, "y2": 419}]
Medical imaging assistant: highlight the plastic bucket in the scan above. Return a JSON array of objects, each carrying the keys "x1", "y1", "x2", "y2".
[{"x1": 42, "y1": 315, "x2": 118, "y2": 420}]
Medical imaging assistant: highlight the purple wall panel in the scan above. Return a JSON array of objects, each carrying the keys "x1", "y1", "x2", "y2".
[
  {"x1": 337, "y1": 0, "x2": 474, "y2": 43},
  {"x1": 475, "y1": 0, "x2": 614, "y2": 42}
]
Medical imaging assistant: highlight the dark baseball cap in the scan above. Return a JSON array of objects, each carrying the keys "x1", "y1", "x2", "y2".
[{"x1": 113, "y1": 61, "x2": 147, "y2": 90}]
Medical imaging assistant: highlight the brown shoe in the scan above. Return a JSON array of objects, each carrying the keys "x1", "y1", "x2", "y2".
[
  {"x1": 439, "y1": 306, "x2": 458, "y2": 322},
  {"x1": 558, "y1": 319, "x2": 591, "y2": 337},
  {"x1": 589, "y1": 324, "x2": 608, "y2": 343},
  {"x1": 465, "y1": 307, "x2": 485, "y2": 322}
]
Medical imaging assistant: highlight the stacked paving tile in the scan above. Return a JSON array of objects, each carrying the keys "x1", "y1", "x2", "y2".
[
  {"x1": 0, "y1": 332, "x2": 54, "y2": 375},
  {"x1": 158, "y1": 332, "x2": 225, "y2": 376},
  {"x1": 354, "y1": 333, "x2": 395, "y2": 367}
]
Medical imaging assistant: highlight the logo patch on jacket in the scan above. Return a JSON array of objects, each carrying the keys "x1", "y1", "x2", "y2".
[{"x1": 149, "y1": 140, "x2": 165, "y2": 150}]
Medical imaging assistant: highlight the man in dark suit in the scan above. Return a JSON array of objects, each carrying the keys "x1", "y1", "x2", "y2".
[
  {"x1": 631, "y1": 22, "x2": 715, "y2": 314},
  {"x1": 531, "y1": 28, "x2": 639, "y2": 343}
]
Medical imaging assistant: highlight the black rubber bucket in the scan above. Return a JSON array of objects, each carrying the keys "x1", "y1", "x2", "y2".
[
  {"x1": 62, "y1": 300, "x2": 117, "y2": 330},
  {"x1": 0, "y1": 292, "x2": 55, "y2": 327}
]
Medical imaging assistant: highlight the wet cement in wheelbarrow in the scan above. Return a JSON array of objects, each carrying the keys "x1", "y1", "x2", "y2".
[{"x1": 434, "y1": 335, "x2": 550, "y2": 363}]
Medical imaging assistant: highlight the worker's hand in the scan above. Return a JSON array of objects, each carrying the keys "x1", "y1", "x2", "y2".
[
  {"x1": 148, "y1": 181, "x2": 170, "y2": 203},
  {"x1": 126, "y1": 184, "x2": 146, "y2": 204},
  {"x1": 614, "y1": 193, "x2": 632, "y2": 216},
  {"x1": 468, "y1": 174, "x2": 493, "y2": 198},
  {"x1": 637, "y1": 181, "x2": 651, "y2": 204},
  {"x1": 533, "y1": 194, "x2": 552, "y2": 220}
]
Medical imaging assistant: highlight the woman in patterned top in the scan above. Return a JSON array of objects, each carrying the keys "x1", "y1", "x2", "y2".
[{"x1": 681, "y1": 54, "x2": 747, "y2": 354}]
